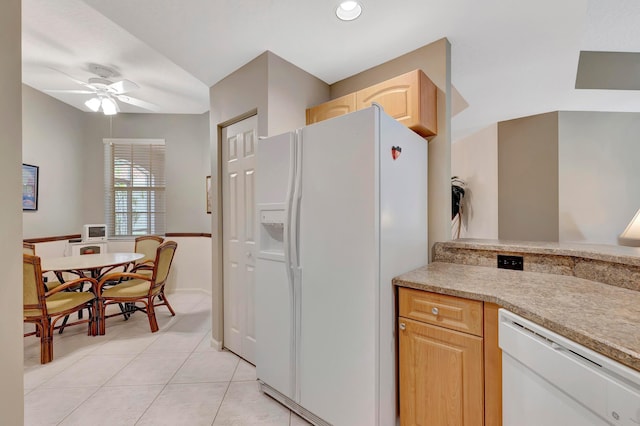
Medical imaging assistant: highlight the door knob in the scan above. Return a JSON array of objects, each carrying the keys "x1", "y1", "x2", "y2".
[
  {"x1": 431, "y1": 307, "x2": 439, "y2": 315},
  {"x1": 399, "y1": 323, "x2": 406, "y2": 331}
]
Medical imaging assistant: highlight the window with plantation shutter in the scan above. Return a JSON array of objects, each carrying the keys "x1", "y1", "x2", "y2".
[{"x1": 104, "y1": 138, "x2": 166, "y2": 237}]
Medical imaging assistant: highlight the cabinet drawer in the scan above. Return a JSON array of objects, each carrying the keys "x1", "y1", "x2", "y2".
[{"x1": 399, "y1": 288, "x2": 483, "y2": 337}]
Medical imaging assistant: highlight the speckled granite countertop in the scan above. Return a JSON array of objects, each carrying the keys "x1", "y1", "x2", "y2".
[
  {"x1": 434, "y1": 239, "x2": 640, "y2": 291},
  {"x1": 393, "y1": 262, "x2": 640, "y2": 372},
  {"x1": 441, "y1": 239, "x2": 640, "y2": 267}
]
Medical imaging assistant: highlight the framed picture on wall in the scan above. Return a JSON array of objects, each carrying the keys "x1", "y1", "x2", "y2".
[
  {"x1": 22, "y1": 163, "x2": 39, "y2": 211},
  {"x1": 206, "y1": 175, "x2": 212, "y2": 214}
]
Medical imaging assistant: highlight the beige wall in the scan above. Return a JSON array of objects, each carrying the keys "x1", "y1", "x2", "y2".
[
  {"x1": 454, "y1": 110, "x2": 640, "y2": 244},
  {"x1": 82, "y1": 112, "x2": 211, "y2": 233},
  {"x1": 452, "y1": 123, "x2": 498, "y2": 239},
  {"x1": 108, "y1": 237, "x2": 213, "y2": 294},
  {"x1": 209, "y1": 52, "x2": 268, "y2": 348},
  {"x1": 0, "y1": 0, "x2": 25, "y2": 422},
  {"x1": 22, "y1": 94, "x2": 210, "y2": 237},
  {"x1": 22, "y1": 85, "x2": 86, "y2": 239},
  {"x1": 558, "y1": 111, "x2": 640, "y2": 244},
  {"x1": 330, "y1": 39, "x2": 449, "y2": 97},
  {"x1": 331, "y1": 38, "x2": 452, "y2": 259},
  {"x1": 209, "y1": 51, "x2": 329, "y2": 346},
  {"x1": 498, "y1": 112, "x2": 559, "y2": 241},
  {"x1": 267, "y1": 53, "x2": 330, "y2": 135}
]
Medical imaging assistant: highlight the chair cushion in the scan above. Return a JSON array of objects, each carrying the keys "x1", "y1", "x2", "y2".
[
  {"x1": 102, "y1": 279, "x2": 156, "y2": 299},
  {"x1": 24, "y1": 291, "x2": 94, "y2": 317},
  {"x1": 136, "y1": 269, "x2": 153, "y2": 278},
  {"x1": 45, "y1": 281, "x2": 62, "y2": 292}
]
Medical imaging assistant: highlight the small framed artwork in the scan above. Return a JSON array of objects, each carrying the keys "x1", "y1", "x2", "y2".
[
  {"x1": 206, "y1": 175, "x2": 212, "y2": 214},
  {"x1": 22, "y1": 163, "x2": 39, "y2": 211}
]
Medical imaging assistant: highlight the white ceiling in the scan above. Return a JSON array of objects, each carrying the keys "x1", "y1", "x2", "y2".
[{"x1": 21, "y1": 0, "x2": 640, "y2": 140}]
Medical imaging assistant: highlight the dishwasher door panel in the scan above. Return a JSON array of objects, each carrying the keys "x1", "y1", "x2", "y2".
[
  {"x1": 502, "y1": 352, "x2": 607, "y2": 425},
  {"x1": 499, "y1": 309, "x2": 640, "y2": 426}
]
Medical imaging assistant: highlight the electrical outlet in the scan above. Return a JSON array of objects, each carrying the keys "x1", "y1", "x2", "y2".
[{"x1": 497, "y1": 254, "x2": 524, "y2": 271}]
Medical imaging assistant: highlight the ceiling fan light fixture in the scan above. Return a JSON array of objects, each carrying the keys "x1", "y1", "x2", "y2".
[
  {"x1": 101, "y1": 97, "x2": 118, "y2": 115},
  {"x1": 336, "y1": 1, "x2": 362, "y2": 21},
  {"x1": 85, "y1": 97, "x2": 101, "y2": 112}
]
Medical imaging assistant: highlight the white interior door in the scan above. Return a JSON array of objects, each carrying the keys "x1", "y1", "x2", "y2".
[{"x1": 222, "y1": 115, "x2": 258, "y2": 363}]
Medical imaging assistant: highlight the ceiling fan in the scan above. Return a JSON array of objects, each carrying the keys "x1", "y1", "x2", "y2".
[{"x1": 45, "y1": 64, "x2": 158, "y2": 115}]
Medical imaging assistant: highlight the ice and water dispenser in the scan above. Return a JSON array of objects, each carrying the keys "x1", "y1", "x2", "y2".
[{"x1": 258, "y1": 205, "x2": 285, "y2": 261}]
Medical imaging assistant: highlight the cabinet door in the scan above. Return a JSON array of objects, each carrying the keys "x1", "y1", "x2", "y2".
[
  {"x1": 399, "y1": 317, "x2": 484, "y2": 426},
  {"x1": 305, "y1": 93, "x2": 356, "y2": 125},
  {"x1": 356, "y1": 69, "x2": 437, "y2": 137}
]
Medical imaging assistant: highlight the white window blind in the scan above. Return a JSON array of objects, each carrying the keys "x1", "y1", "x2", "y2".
[{"x1": 104, "y1": 138, "x2": 166, "y2": 237}]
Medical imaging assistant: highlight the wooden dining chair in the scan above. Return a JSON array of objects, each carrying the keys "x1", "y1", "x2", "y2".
[
  {"x1": 97, "y1": 241, "x2": 177, "y2": 334},
  {"x1": 23, "y1": 241, "x2": 66, "y2": 291},
  {"x1": 23, "y1": 241, "x2": 71, "y2": 334},
  {"x1": 131, "y1": 235, "x2": 165, "y2": 273},
  {"x1": 23, "y1": 241, "x2": 36, "y2": 255},
  {"x1": 23, "y1": 254, "x2": 98, "y2": 364}
]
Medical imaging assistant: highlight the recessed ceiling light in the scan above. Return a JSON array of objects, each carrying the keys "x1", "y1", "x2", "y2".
[{"x1": 336, "y1": 1, "x2": 362, "y2": 21}]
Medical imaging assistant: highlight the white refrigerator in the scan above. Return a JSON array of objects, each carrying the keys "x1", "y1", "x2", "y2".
[{"x1": 255, "y1": 105, "x2": 428, "y2": 426}]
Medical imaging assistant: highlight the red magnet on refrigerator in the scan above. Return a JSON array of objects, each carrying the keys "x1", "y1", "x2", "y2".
[{"x1": 391, "y1": 146, "x2": 402, "y2": 160}]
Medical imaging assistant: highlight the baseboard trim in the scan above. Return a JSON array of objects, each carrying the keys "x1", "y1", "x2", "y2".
[
  {"x1": 170, "y1": 288, "x2": 212, "y2": 296},
  {"x1": 210, "y1": 337, "x2": 223, "y2": 351}
]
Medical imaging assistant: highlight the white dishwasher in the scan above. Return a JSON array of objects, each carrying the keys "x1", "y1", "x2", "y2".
[{"x1": 499, "y1": 309, "x2": 640, "y2": 425}]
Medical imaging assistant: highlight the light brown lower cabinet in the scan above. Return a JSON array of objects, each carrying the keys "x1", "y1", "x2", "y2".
[{"x1": 398, "y1": 288, "x2": 502, "y2": 426}]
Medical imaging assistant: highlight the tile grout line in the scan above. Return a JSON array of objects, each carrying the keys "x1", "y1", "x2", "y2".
[
  {"x1": 54, "y1": 319, "x2": 174, "y2": 425},
  {"x1": 24, "y1": 325, "x2": 122, "y2": 391},
  {"x1": 24, "y1": 293, "x2": 210, "y2": 425},
  {"x1": 54, "y1": 350, "x2": 150, "y2": 425},
  {"x1": 132, "y1": 325, "x2": 214, "y2": 425},
  {"x1": 54, "y1": 385, "x2": 104, "y2": 426},
  {"x1": 131, "y1": 364, "x2": 188, "y2": 425},
  {"x1": 210, "y1": 357, "x2": 242, "y2": 426}
]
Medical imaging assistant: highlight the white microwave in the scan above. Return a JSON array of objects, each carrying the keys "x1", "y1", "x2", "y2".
[{"x1": 82, "y1": 224, "x2": 107, "y2": 242}]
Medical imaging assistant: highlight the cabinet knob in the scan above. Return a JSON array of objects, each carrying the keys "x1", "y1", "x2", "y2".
[
  {"x1": 399, "y1": 323, "x2": 406, "y2": 331},
  {"x1": 431, "y1": 307, "x2": 439, "y2": 316}
]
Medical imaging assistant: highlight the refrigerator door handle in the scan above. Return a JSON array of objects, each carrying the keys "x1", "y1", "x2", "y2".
[
  {"x1": 284, "y1": 133, "x2": 296, "y2": 283},
  {"x1": 283, "y1": 132, "x2": 297, "y2": 400},
  {"x1": 290, "y1": 129, "x2": 303, "y2": 271},
  {"x1": 290, "y1": 129, "x2": 304, "y2": 402}
]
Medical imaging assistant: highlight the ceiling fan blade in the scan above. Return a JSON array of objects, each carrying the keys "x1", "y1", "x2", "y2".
[
  {"x1": 48, "y1": 67, "x2": 93, "y2": 89},
  {"x1": 43, "y1": 89, "x2": 96, "y2": 94},
  {"x1": 115, "y1": 95, "x2": 159, "y2": 112},
  {"x1": 108, "y1": 79, "x2": 139, "y2": 94}
]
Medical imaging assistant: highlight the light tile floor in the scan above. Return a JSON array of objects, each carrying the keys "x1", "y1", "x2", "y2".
[{"x1": 23, "y1": 292, "x2": 311, "y2": 426}]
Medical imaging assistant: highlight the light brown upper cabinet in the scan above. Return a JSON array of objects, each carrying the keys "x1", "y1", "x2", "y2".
[
  {"x1": 306, "y1": 69, "x2": 438, "y2": 137},
  {"x1": 305, "y1": 93, "x2": 356, "y2": 125}
]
